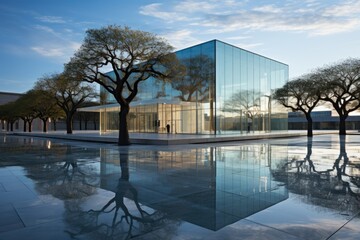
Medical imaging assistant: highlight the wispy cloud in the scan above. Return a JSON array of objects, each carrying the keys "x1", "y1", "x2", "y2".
[
  {"x1": 160, "y1": 29, "x2": 201, "y2": 50},
  {"x1": 226, "y1": 36, "x2": 252, "y2": 41},
  {"x1": 31, "y1": 47, "x2": 64, "y2": 57},
  {"x1": 173, "y1": 0, "x2": 218, "y2": 12},
  {"x1": 30, "y1": 23, "x2": 81, "y2": 60},
  {"x1": 29, "y1": 12, "x2": 85, "y2": 61},
  {"x1": 139, "y1": 3, "x2": 190, "y2": 22},
  {"x1": 252, "y1": 5, "x2": 283, "y2": 14},
  {"x1": 323, "y1": 0, "x2": 360, "y2": 17},
  {"x1": 31, "y1": 41, "x2": 81, "y2": 59},
  {"x1": 33, "y1": 25, "x2": 56, "y2": 34},
  {"x1": 36, "y1": 15, "x2": 67, "y2": 24},
  {"x1": 139, "y1": 0, "x2": 360, "y2": 36},
  {"x1": 235, "y1": 42, "x2": 264, "y2": 50}
]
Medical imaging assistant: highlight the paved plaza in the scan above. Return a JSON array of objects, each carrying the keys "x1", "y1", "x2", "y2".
[
  {"x1": 0, "y1": 132, "x2": 359, "y2": 239},
  {"x1": 11, "y1": 130, "x2": 338, "y2": 145}
]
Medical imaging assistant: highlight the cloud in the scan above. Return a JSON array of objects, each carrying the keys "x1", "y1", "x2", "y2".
[
  {"x1": 160, "y1": 29, "x2": 201, "y2": 50},
  {"x1": 31, "y1": 47, "x2": 64, "y2": 57},
  {"x1": 139, "y1": 3, "x2": 190, "y2": 22},
  {"x1": 33, "y1": 25, "x2": 56, "y2": 34},
  {"x1": 173, "y1": 0, "x2": 218, "y2": 12},
  {"x1": 252, "y1": 5, "x2": 283, "y2": 14},
  {"x1": 36, "y1": 15, "x2": 67, "y2": 24},
  {"x1": 139, "y1": 0, "x2": 360, "y2": 36},
  {"x1": 29, "y1": 22, "x2": 82, "y2": 61},
  {"x1": 323, "y1": 0, "x2": 360, "y2": 17},
  {"x1": 233, "y1": 42, "x2": 264, "y2": 50},
  {"x1": 31, "y1": 41, "x2": 81, "y2": 60},
  {"x1": 226, "y1": 36, "x2": 252, "y2": 40}
]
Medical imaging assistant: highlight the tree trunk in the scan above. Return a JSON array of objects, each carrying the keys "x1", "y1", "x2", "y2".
[
  {"x1": 23, "y1": 120, "x2": 27, "y2": 132},
  {"x1": 118, "y1": 105, "x2": 130, "y2": 145},
  {"x1": 339, "y1": 116, "x2": 346, "y2": 135},
  {"x1": 42, "y1": 119, "x2": 48, "y2": 132},
  {"x1": 53, "y1": 120, "x2": 57, "y2": 131},
  {"x1": 306, "y1": 137, "x2": 313, "y2": 160},
  {"x1": 305, "y1": 114, "x2": 313, "y2": 137},
  {"x1": 28, "y1": 121, "x2": 32, "y2": 132},
  {"x1": 66, "y1": 114, "x2": 74, "y2": 134}
]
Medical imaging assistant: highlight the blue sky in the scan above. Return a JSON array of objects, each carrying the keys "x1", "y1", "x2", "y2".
[{"x1": 1, "y1": 0, "x2": 360, "y2": 93}]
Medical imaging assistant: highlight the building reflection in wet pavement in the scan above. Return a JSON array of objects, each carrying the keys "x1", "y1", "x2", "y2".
[{"x1": 0, "y1": 134, "x2": 359, "y2": 239}]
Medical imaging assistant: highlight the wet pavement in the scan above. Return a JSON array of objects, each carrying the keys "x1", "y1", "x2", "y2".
[
  {"x1": 11, "y1": 130, "x2": 339, "y2": 145},
  {"x1": 0, "y1": 133, "x2": 359, "y2": 239}
]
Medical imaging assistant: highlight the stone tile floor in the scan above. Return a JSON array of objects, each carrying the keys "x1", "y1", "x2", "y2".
[{"x1": 0, "y1": 133, "x2": 359, "y2": 239}]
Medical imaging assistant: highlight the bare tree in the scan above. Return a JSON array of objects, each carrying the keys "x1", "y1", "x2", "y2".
[
  {"x1": 317, "y1": 58, "x2": 360, "y2": 135},
  {"x1": 66, "y1": 25, "x2": 182, "y2": 145},
  {"x1": 273, "y1": 75, "x2": 321, "y2": 137},
  {"x1": 35, "y1": 73, "x2": 97, "y2": 134}
]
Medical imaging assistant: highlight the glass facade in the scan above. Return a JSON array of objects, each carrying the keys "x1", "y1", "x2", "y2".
[{"x1": 99, "y1": 40, "x2": 288, "y2": 135}]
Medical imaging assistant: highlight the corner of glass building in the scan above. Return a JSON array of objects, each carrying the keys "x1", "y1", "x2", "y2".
[{"x1": 97, "y1": 40, "x2": 288, "y2": 135}]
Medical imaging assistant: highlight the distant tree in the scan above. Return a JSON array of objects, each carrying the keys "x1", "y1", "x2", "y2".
[
  {"x1": 66, "y1": 25, "x2": 183, "y2": 145},
  {"x1": 317, "y1": 58, "x2": 360, "y2": 135},
  {"x1": 0, "y1": 102, "x2": 18, "y2": 131},
  {"x1": 13, "y1": 91, "x2": 39, "y2": 132},
  {"x1": 35, "y1": 73, "x2": 97, "y2": 134},
  {"x1": 273, "y1": 75, "x2": 321, "y2": 137},
  {"x1": 29, "y1": 89, "x2": 63, "y2": 132}
]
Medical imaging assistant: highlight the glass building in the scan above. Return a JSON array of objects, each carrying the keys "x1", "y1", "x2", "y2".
[{"x1": 98, "y1": 40, "x2": 288, "y2": 135}]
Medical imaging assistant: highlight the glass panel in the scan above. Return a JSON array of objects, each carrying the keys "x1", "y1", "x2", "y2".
[{"x1": 216, "y1": 41, "x2": 225, "y2": 134}]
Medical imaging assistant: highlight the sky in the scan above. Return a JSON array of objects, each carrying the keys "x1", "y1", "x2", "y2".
[{"x1": 1, "y1": 0, "x2": 360, "y2": 94}]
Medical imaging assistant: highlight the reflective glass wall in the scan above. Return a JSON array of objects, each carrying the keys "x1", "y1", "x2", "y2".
[
  {"x1": 98, "y1": 40, "x2": 288, "y2": 134},
  {"x1": 100, "y1": 40, "x2": 216, "y2": 134},
  {"x1": 215, "y1": 41, "x2": 288, "y2": 134}
]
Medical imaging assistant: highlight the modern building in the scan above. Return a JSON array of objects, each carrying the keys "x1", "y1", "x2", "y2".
[
  {"x1": 0, "y1": 91, "x2": 22, "y2": 105},
  {"x1": 88, "y1": 40, "x2": 289, "y2": 135}
]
